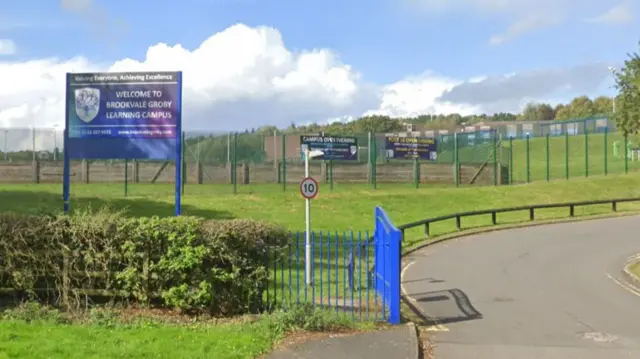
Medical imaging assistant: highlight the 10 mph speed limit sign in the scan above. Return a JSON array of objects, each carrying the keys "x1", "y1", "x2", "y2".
[{"x1": 300, "y1": 177, "x2": 319, "y2": 199}]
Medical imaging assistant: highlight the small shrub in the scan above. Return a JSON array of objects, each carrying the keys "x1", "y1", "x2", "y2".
[
  {"x1": 269, "y1": 303, "x2": 361, "y2": 333},
  {"x1": 88, "y1": 307, "x2": 120, "y2": 328},
  {"x1": 1, "y1": 302, "x2": 69, "y2": 324}
]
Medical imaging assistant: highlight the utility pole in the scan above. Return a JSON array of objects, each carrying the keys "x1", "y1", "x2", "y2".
[
  {"x1": 3, "y1": 130, "x2": 7, "y2": 161},
  {"x1": 608, "y1": 66, "x2": 617, "y2": 115}
]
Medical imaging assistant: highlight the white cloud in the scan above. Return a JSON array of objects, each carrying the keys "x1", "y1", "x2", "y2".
[
  {"x1": 0, "y1": 24, "x2": 376, "y2": 133},
  {"x1": 0, "y1": 39, "x2": 16, "y2": 55},
  {"x1": 0, "y1": 23, "x2": 617, "y2": 152},
  {"x1": 586, "y1": 3, "x2": 634, "y2": 25},
  {"x1": 365, "y1": 73, "x2": 480, "y2": 117}
]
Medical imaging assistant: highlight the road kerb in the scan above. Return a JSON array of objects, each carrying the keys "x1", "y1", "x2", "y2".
[{"x1": 622, "y1": 254, "x2": 640, "y2": 291}]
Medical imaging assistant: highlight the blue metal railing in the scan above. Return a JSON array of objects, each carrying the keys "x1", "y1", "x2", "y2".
[{"x1": 265, "y1": 230, "x2": 385, "y2": 321}]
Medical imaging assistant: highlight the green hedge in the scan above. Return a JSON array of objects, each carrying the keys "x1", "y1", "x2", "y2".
[{"x1": 0, "y1": 208, "x2": 288, "y2": 316}]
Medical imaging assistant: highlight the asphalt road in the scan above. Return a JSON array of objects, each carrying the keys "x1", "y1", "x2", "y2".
[{"x1": 402, "y1": 216, "x2": 640, "y2": 359}]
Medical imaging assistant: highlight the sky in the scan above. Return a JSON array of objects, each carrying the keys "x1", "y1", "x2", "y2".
[{"x1": 0, "y1": 0, "x2": 637, "y2": 134}]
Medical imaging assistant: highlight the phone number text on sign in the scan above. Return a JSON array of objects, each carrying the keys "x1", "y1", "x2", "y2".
[{"x1": 72, "y1": 129, "x2": 113, "y2": 136}]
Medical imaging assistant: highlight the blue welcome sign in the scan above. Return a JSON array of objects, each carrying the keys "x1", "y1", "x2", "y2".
[
  {"x1": 63, "y1": 71, "x2": 183, "y2": 214},
  {"x1": 65, "y1": 71, "x2": 182, "y2": 159}
]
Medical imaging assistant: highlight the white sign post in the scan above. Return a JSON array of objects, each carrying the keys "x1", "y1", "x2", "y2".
[{"x1": 300, "y1": 148, "x2": 323, "y2": 286}]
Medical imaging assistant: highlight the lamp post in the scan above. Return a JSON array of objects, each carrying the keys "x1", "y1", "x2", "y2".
[
  {"x1": 608, "y1": 66, "x2": 617, "y2": 114},
  {"x1": 53, "y1": 125, "x2": 59, "y2": 162},
  {"x1": 3, "y1": 130, "x2": 7, "y2": 161}
]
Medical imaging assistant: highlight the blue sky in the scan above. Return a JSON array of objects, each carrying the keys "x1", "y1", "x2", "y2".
[
  {"x1": 0, "y1": 0, "x2": 637, "y2": 131},
  {"x1": 3, "y1": 0, "x2": 637, "y2": 82}
]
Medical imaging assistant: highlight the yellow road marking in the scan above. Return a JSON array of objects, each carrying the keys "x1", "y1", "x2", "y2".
[
  {"x1": 401, "y1": 261, "x2": 449, "y2": 332},
  {"x1": 606, "y1": 273, "x2": 640, "y2": 298}
]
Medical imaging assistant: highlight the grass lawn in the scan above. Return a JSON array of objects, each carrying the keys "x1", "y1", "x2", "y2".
[
  {"x1": 2, "y1": 172, "x2": 640, "y2": 235},
  {"x1": 0, "y1": 319, "x2": 277, "y2": 359},
  {"x1": 4, "y1": 173, "x2": 640, "y2": 305},
  {"x1": 0, "y1": 303, "x2": 376, "y2": 359}
]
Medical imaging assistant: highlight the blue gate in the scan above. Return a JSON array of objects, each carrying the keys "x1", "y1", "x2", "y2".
[{"x1": 373, "y1": 206, "x2": 402, "y2": 324}]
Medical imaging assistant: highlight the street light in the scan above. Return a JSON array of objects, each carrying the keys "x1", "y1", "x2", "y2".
[
  {"x1": 52, "y1": 125, "x2": 59, "y2": 162},
  {"x1": 3, "y1": 130, "x2": 7, "y2": 161},
  {"x1": 303, "y1": 147, "x2": 324, "y2": 286},
  {"x1": 608, "y1": 66, "x2": 617, "y2": 114}
]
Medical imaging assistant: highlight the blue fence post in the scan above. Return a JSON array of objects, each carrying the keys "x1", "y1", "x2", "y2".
[
  {"x1": 296, "y1": 232, "x2": 301, "y2": 304},
  {"x1": 327, "y1": 232, "x2": 332, "y2": 308},
  {"x1": 319, "y1": 231, "x2": 323, "y2": 308},
  {"x1": 388, "y1": 221, "x2": 402, "y2": 324},
  {"x1": 348, "y1": 250, "x2": 354, "y2": 289},
  {"x1": 373, "y1": 206, "x2": 402, "y2": 325},
  {"x1": 311, "y1": 232, "x2": 315, "y2": 306},
  {"x1": 335, "y1": 231, "x2": 339, "y2": 313},
  {"x1": 365, "y1": 230, "x2": 370, "y2": 320},
  {"x1": 343, "y1": 231, "x2": 347, "y2": 313},
  {"x1": 357, "y1": 231, "x2": 363, "y2": 320}
]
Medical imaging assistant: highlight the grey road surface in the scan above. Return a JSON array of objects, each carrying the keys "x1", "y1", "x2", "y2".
[{"x1": 402, "y1": 216, "x2": 640, "y2": 359}]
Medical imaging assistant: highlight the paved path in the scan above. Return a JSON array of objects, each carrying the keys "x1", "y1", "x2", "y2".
[
  {"x1": 402, "y1": 216, "x2": 640, "y2": 359},
  {"x1": 264, "y1": 324, "x2": 419, "y2": 359}
]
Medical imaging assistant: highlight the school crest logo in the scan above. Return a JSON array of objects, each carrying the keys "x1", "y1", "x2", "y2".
[{"x1": 74, "y1": 88, "x2": 100, "y2": 123}]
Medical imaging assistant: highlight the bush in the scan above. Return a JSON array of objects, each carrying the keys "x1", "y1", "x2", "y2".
[
  {"x1": 268, "y1": 303, "x2": 366, "y2": 335},
  {"x1": 0, "y1": 208, "x2": 288, "y2": 316}
]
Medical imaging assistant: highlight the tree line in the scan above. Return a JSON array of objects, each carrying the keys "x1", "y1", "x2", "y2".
[
  {"x1": 246, "y1": 94, "x2": 614, "y2": 137},
  {"x1": 182, "y1": 94, "x2": 617, "y2": 164}
]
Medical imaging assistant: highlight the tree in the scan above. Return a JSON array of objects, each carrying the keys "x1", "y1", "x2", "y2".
[
  {"x1": 593, "y1": 96, "x2": 613, "y2": 115},
  {"x1": 520, "y1": 103, "x2": 555, "y2": 121},
  {"x1": 568, "y1": 96, "x2": 595, "y2": 119},
  {"x1": 519, "y1": 103, "x2": 537, "y2": 121},
  {"x1": 353, "y1": 115, "x2": 404, "y2": 133},
  {"x1": 553, "y1": 104, "x2": 565, "y2": 119},
  {"x1": 555, "y1": 105, "x2": 572, "y2": 121},
  {"x1": 537, "y1": 103, "x2": 555, "y2": 121},
  {"x1": 613, "y1": 43, "x2": 640, "y2": 135}
]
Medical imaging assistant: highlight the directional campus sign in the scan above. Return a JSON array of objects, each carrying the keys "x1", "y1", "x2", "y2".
[
  {"x1": 300, "y1": 177, "x2": 319, "y2": 199},
  {"x1": 63, "y1": 71, "x2": 183, "y2": 215},
  {"x1": 300, "y1": 135, "x2": 358, "y2": 161},
  {"x1": 385, "y1": 136, "x2": 438, "y2": 161}
]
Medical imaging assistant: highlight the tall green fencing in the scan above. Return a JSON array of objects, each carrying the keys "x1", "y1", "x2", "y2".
[
  {"x1": 504, "y1": 128, "x2": 636, "y2": 183},
  {"x1": 0, "y1": 117, "x2": 638, "y2": 191},
  {"x1": 179, "y1": 130, "x2": 505, "y2": 189}
]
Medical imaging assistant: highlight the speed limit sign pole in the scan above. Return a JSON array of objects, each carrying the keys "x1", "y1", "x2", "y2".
[
  {"x1": 305, "y1": 148, "x2": 311, "y2": 287},
  {"x1": 300, "y1": 174, "x2": 318, "y2": 287}
]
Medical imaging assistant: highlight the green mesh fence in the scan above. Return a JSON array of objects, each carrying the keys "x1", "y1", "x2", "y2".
[
  {"x1": 437, "y1": 130, "x2": 499, "y2": 165},
  {"x1": 2, "y1": 117, "x2": 638, "y2": 191}
]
